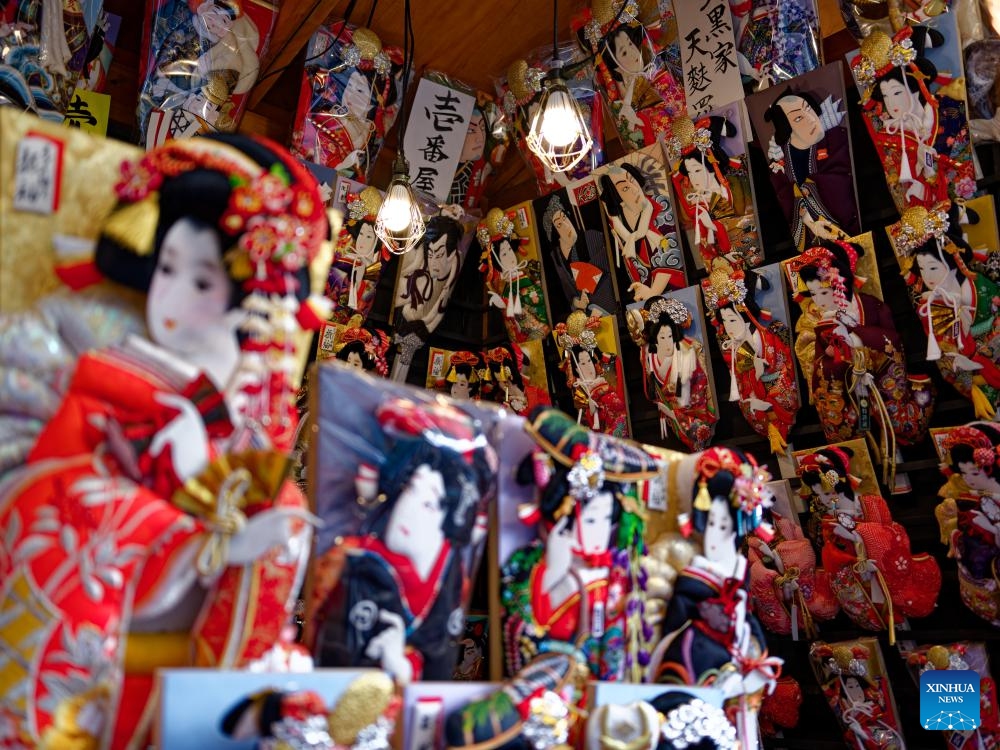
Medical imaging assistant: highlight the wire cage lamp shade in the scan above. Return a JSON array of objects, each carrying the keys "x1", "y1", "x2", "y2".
[
  {"x1": 526, "y1": 70, "x2": 593, "y2": 174},
  {"x1": 375, "y1": 154, "x2": 426, "y2": 255}
]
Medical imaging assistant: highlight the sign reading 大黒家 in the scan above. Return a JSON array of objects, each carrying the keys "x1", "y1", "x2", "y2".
[{"x1": 673, "y1": 0, "x2": 743, "y2": 117}]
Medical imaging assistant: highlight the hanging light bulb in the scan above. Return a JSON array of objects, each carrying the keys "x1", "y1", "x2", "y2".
[
  {"x1": 525, "y1": 0, "x2": 593, "y2": 176},
  {"x1": 375, "y1": 152, "x2": 425, "y2": 255}
]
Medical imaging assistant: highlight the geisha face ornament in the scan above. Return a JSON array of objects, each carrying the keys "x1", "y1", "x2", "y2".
[
  {"x1": 146, "y1": 218, "x2": 238, "y2": 358},
  {"x1": 384, "y1": 464, "x2": 447, "y2": 560},
  {"x1": 577, "y1": 491, "x2": 615, "y2": 556}
]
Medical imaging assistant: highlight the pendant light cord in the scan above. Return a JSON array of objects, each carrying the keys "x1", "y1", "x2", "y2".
[
  {"x1": 552, "y1": 0, "x2": 558, "y2": 62},
  {"x1": 394, "y1": 0, "x2": 415, "y2": 165}
]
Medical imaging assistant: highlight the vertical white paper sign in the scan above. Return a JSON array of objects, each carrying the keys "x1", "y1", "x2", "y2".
[
  {"x1": 13, "y1": 133, "x2": 63, "y2": 215},
  {"x1": 403, "y1": 77, "x2": 475, "y2": 203},
  {"x1": 674, "y1": 0, "x2": 744, "y2": 117}
]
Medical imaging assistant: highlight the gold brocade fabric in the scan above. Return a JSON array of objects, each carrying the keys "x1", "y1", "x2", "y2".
[{"x1": 0, "y1": 109, "x2": 142, "y2": 313}]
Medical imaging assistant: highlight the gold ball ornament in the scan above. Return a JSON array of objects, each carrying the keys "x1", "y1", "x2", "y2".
[
  {"x1": 860, "y1": 30, "x2": 892, "y2": 72},
  {"x1": 927, "y1": 645, "x2": 951, "y2": 670},
  {"x1": 327, "y1": 672, "x2": 395, "y2": 746},
  {"x1": 357, "y1": 186, "x2": 383, "y2": 217},
  {"x1": 352, "y1": 27, "x2": 383, "y2": 61},
  {"x1": 564, "y1": 310, "x2": 590, "y2": 339},
  {"x1": 900, "y1": 206, "x2": 929, "y2": 237},
  {"x1": 484, "y1": 207, "x2": 508, "y2": 237},
  {"x1": 508, "y1": 59, "x2": 534, "y2": 102},
  {"x1": 832, "y1": 645, "x2": 855, "y2": 671},
  {"x1": 671, "y1": 116, "x2": 696, "y2": 152},
  {"x1": 592, "y1": 0, "x2": 617, "y2": 25}
]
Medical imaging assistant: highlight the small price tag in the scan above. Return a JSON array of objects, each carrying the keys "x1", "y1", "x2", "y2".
[{"x1": 13, "y1": 133, "x2": 63, "y2": 215}]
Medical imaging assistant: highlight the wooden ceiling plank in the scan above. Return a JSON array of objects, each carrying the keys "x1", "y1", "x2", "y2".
[{"x1": 249, "y1": 0, "x2": 343, "y2": 109}]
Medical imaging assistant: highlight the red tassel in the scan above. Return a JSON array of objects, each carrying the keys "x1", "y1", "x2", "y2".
[{"x1": 55, "y1": 260, "x2": 103, "y2": 290}]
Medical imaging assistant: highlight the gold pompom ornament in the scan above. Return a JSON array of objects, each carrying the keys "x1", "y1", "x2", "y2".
[
  {"x1": 327, "y1": 672, "x2": 395, "y2": 746},
  {"x1": 508, "y1": 59, "x2": 535, "y2": 102},
  {"x1": 564, "y1": 310, "x2": 590, "y2": 339},
  {"x1": 671, "y1": 116, "x2": 696, "y2": 152},
  {"x1": 102, "y1": 194, "x2": 160, "y2": 256},
  {"x1": 352, "y1": 27, "x2": 383, "y2": 61},
  {"x1": 356, "y1": 186, "x2": 383, "y2": 217},
  {"x1": 484, "y1": 207, "x2": 509, "y2": 237},
  {"x1": 859, "y1": 31, "x2": 893, "y2": 73},
  {"x1": 900, "y1": 206, "x2": 930, "y2": 238},
  {"x1": 832, "y1": 645, "x2": 855, "y2": 671},
  {"x1": 927, "y1": 645, "x2": 951, "y2": 670}
]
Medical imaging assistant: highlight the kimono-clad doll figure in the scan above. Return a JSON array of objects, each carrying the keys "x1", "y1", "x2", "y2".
[
  {"x1": 851, "y1": 25, "x2": 975, "y2": 211},
  {"x1": 748, "y1": 511, "x2": 839, "y2": 640},
  {"x1": 0, "y1": 134, "x2": 332, "y2": 748},
  {"x1": 572, "y1": 1, "x2": 686, "y2": 151},
  {"x1": 598, "y1": 160, "x2": 686, "y2": 303},
  {"x1": 325, "y1": 187, "x2": 385, "y2": 325},
  {"x1": 935, "y1": 423, "x2": 1000, "y2": 626},
  {"x1": 798, "y1": 447, "x2": 941, "y2": 642},
  {"x1": 626, "y1": 296, "x2": 718, "y2": 450},
  {"x1": 760, "y1": 84, "x2": 860, "y2": 250},
  {"x1": 390, "y1": 208, "x2": 468, "y2": 382},
  {"x1": 479, "y1": 343, "x2": 551, "y2": 417},
  {"x1": 702, "y1": 269, "x2": 799, "y2": 453},
  {"x1": 554, "y1": 312, "x2": 628, "y2": 438},
  {"x1": 310, "y1": 398, "x2": 494, "y2": 684},
  {"x1": 140, "y1": 0, "x2": 270, "y2": 147},
  {"x1": 906, "y1": 642, "x2": 1000, "y2": 748},
  {"x1": 221, "y1": 671, "x2": 401, "y2": 749},
  {"x1": 290, "y1": 22, "x2": 402, "y2": 179},
  {"x1": 448, "y1": 95, "x2": 509, "y2": 211},
  {"x1": 790, "y1": 241, "x2": 935, "y2": 453},
  {"x1": 442, "y1": 351, "x2": 481, "y2": 401},
  {"x1": 585, "y1": 691, "x2": 738, "y2": 750},
  {"x1": 501, "y1": 409, "x2": 656, "y2": 682},
  {"x1": 333, "y1": 316, "x2": 390, "y2": 376},
  {"x1": 477, "y1": 207, "x2": 549, "y2": 341},
  {"x1": 668, "y1": 115, "x2": 762, "y2": 277},
  {"x1": 890, "y1": 203, "x2": 1000, "y2": 419},
  {"x1": 810, "y1": 640, "x2": 906, "y2": 750},
  {"x1": 649, "y1": 447, "x2": 782, "y2": 750}
]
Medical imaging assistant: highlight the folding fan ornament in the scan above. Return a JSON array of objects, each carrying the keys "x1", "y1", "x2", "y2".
[
  {"x1": 553, "y1": 311, "x2": 630, "y2": 438},
  {"x1": 138, "y1": 0, "x2": 279, "y2": 148},
  {"x1": 795, "y1": 444, "x2": 942, "y2": 643},
  {"x1": 478, "y1": 342, "x2": 552, "y2": 417},
  {"x1": 701, "y1": 265, "x2": 799, "y2": 453},
  {"x1": 905, "y1": 642, "x2": 1000, "y2": 748},
  {"x1": 571, "y1": 0, "x2": 686, "y2": 151},
  {"x1": 289, "y1": 21, "x2": 404, "y2": 181},
  {"x1": 785, "y1": 240, "x2": 935, "y2": 476},
  {"x1": 594, "y1": 142, "x2": 687, "y2": 305},
  {"x1": 809, "y1": 639, "x2": 906, "y2": 750},
  {"x1": 626, "y1": 293, "x2": 719, "y2": 450},
  {"x1": 389, "y1": 204, "x2": 475, "y2": 383},
  {"x1": 649, "y1": 446, "x2": 780, "y2": 750},
  {"x1": 888, "y1": 202, "x2": 1000, "y2": 420},
  {"x1": 747, "y1": 510, "x2": 839, "y2": 640},
  {"x1": 731, "y1": 0, "x2": 821, "y2": 91},
  {"x1": 665, "y1": 114, "x2": 763, "y2": 277},
  {"x1": 324, "y1": 186, "x2": 386, "y2": 326},
  {"x1": 934, "y1": 421, "x2": 1000, "y2": 627},
  {"x1": 500, "y1": 409, "x2": 660, "y2": 682},
  {"x1": 849, "y1": 22, "x2": 977, "y2": 212},
  {"x1": 745, "y1": 62, "x2": 861, "y2": 251},
  {"x1": 496, "y1": 46, "x2": 606, "y2": 195},
  {"x1": 0, "y1": 0, "x2": 102, "y2": 121},
  {"x1": 477, "y1": 207, "x2": 550, "y2": 339}
]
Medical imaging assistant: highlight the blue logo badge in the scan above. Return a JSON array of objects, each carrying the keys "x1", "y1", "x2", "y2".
[{"x1": 920, "y1": 670, "x2": 980, "y2": 731}]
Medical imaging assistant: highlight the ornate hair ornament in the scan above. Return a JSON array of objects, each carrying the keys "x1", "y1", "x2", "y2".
[
  {"x1": 522, "y1": 691, "x2": 571, "y2": 749},
  {"x1": 503, "y1": 59, "x2": 546, "y2": 118},
  {"x1": 702, "y1": 268, "x2": 748, "y2": 311},
  {"x1": 851, "y1": 27, "x2": 917, "y2": 91},
  {"x1": 583, "y1": 0, "x2": 643, "y2": 48},
  {"x1": 339, "y1": 27, "x2": 393, "y2": 76},
  {"x1": 648, "y1": 297, "x2": 691, "y2": 328},
  {"x1": 942, "y1": 425, "x2": 997, "y2": 474},
  {"x1": 811, "y1": 642, "x2": 871, "y2": 679},
  {"x1": 892, "y1": 204, "x2": 950, "y2": 255},
  {"x1": 659, "y1": 698, "x2": 737, "y2": 750},
  {"x1": 347, "y1": 187, "x2": 384, "y2": 222},
  {"x1": 689, "y1": 447, "x2": 774, "y2": 540},
  {"x1": 476, "y1": 207, "x2": 518, "y2": 250},
  {"x1": 792, "y1": 243, "x2": 864, "y2": 307},
  {"x1": 797, "y1": 448, "x2": 862, "y2": 494},
  {"x1": 555, "y1": 311, "x2": 602, "y2": 353},
  {"x1": 908, "y1": 644, "x2": 969, "y2": 673},
  {"x1": 567, "y1": 449, "x2": 607, "y2": 502},
  {"x1": 664, "y1": 116, "x2": 712, "y2": 164},
  {"x1": 446, "y1": 351, "x2": 482, "y2": 383}
]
